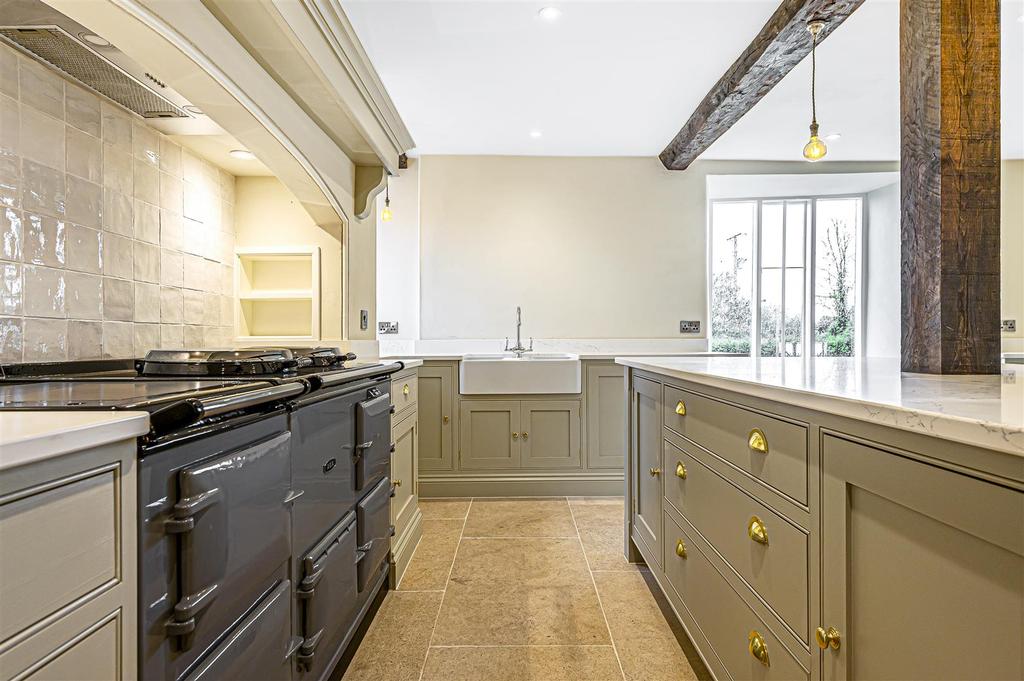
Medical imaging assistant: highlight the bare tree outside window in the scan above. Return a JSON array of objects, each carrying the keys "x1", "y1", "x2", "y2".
[{"x1": 815, "y1": 218, "x2": 856, "y2": 356}]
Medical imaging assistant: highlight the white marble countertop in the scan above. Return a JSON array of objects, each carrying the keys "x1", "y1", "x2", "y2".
[
  {"x1": 0, "y1": 411, "x2": 149, "y2": 472},
  {"x1": 615, "y1": 356, "x2": 1024, "y2": 457}
]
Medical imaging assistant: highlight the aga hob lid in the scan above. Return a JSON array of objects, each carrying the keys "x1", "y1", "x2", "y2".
[
  {"x1": 285, "y1": 347, "x2": 357, "y2": 367},
  {"x1": 137, "y1": 348, "x2": 301, "y2": 376}
]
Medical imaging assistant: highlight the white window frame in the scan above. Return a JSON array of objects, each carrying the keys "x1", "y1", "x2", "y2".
[{"x1": 707, "y1": 193, "x2": 867, "y2": 357}]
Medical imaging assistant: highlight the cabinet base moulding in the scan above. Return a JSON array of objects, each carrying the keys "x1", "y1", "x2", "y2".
[{"x1": 418, "y1": 473, "x2": 624, "y2": 498}]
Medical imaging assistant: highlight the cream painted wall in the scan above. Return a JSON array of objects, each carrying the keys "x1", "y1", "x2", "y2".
[
  {"x1": 376, "y1": 159, "x2": 420, "y2": 340},
  {"x1": 865, "y1": 182, "x2": 901, "y2": 357},
  {"x1": 1002, "y1": 160, "x2": 1024, "y2": 352},
  {"x1": 234, "y1": 177, "x2": 344, "y2": 339},
  {"x1": 417, "y1": 156, "x2": 897, "y2": 340}
]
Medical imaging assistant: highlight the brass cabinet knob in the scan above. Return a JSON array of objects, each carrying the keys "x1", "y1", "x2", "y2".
[
  {"x1": 747, "y1": 516, "x2": 769, "y2": 545},
  {"x1": 649, "y1": 467, "x2": 662, "y2": 477},
  {"x1": 675, "y1": 461, "x2": 687, "y2": 479},
  {"x1": 512, "y1": 432, "x2": 519, "y2": 440},
  {"x1": 748, "y1": 631, "x2": 770, "y2": 668},
  {"x1": 394, "y1": 480, "x2": 402, "y2": 487},
  {"x1": 522, "y1": 432, "x2": 529, "y2": 440},
  {"x1": 748, "y1": 428, "x2": 768, "y2": 454},
  {"x1": 815, "y1": 626, "x2": 841, "y2": 651},
  {"x1": 675, "y1": 400, "x2": 687, "y2": 416},
  {"x1": 443, "y1": 415, "x2": 450, "y2": 424},
  {"x1": 402, "y1": 384, "x2": 410, "y2": 396},
  {"x1": 675, "y1": 539, "x2": 687, "y2": 558}
]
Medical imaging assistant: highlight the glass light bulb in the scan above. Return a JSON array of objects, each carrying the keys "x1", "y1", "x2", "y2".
[
  {"x1": 803, "y1": 122, "x2": 827, "y2": 162},
  {"x1": 381, "y1": 204, "x2": 393, "y2": 222}
]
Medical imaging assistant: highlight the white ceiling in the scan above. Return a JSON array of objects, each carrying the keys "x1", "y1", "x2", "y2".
[{"x1": 342, "y1": 0, "x2": 1024, "y2": 161}]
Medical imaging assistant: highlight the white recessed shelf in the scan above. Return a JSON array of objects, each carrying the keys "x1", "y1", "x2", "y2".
[{"x1": 235, "y1": 247, "x2": 321, "y2": 342}]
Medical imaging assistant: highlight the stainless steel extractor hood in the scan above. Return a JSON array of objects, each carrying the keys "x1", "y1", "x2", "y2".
[{"x1": 0, "y1": 0, "x2": 219, "y2": 133}]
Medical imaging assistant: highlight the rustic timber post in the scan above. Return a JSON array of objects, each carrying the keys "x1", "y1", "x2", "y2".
[{"x1": 900, "y1": 0, "x2": 1001, "y2": 374}]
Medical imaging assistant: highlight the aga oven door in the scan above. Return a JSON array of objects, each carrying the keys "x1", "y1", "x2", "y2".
[
  {"x1": 356, "y1": 477, "x2": 394, "y2": 592},
  {"x1": 354, "y1": 387, "x2": 392, "y2": 490},
  {"x1": 164, "y1": 429, "x2": 292, "y2": 673}
]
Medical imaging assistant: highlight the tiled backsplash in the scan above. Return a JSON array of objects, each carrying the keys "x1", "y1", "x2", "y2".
[{"x1": 0, "y1": 42, "x2": 236, "y2": 363}]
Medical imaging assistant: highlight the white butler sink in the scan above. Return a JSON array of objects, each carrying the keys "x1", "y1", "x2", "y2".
[{"x1": 459, "y1": 353, "x2": 582, "y2": 395}]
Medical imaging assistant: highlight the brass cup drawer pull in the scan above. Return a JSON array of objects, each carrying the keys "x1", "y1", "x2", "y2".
[
  {"x1": 747, "y1": 516, "x2": 769, "y2": 545},
  {"x1": 675, "y1": 461, "x2": 687, "y2": 479},
  {"x1": 748, "y1": 428, "x2": 769, "y2": 454},
  {"x1": 675, "y1": 539, "x2": 687, "y2": 558},
  {"x1": 443, "y1": 415, "x2": 450, "y2": 424},
  {"x1": 748, "y1": 630, "x2": 770, "y2": 668},
  {"x1": 512, "y1": 432, "x2": 519, "y2": 440},
  {"x1": 522, "y1": 432, "x2": 529, "y2": 440},
  {"x1": 815, "y1": 626, "x2": 841, "y2": 651},
  {"x1": 394, "y1": 480, "x2": 402, "y2": 487},
  {"x1": 402, "y1": 384, "x2": 410, "y2": 396},
  {"x1": 649, "y1": 467, "x2": 662, "y2": 477},
  {"x1": 675, "y1": 400, "x2": 686, "y2": 416}
]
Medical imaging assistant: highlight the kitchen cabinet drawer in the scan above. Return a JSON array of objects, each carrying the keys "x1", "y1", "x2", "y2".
[
  {"x1": 391, "y1": 412, "x2": 417, "y2": 538},
  {"x1": 391, "y1": 373, "x2": 418, "y2": 417},
  {"x1": 20, "y1": 613, "x2": 119, "y2": 681},
  {"x1": 664, "y1": 384, "x2": 808, "y2": 504},
  {"x1": 663, "y1": 511, "x2": 807, "y2": 681},
  {"x1": 663, "y1": 438, "x2": 808, "y2": 641},
  {"x1": 0, "y1": 467, "x2": 118, "y2": 645}
]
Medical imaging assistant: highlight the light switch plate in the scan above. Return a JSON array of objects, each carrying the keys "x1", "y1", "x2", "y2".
[
  {"x1": 378, "y1": 321, "x2": 399, "y2": 335},
  {"x1": 1002, "y1": 319, "x2": 1017, "y2": 332},
  {"x1": 679, "y1": 320, "x2": 701, "y2": 334},
  {"x1": 360, "y1": 309, "x2": 369, "y2": 330}
]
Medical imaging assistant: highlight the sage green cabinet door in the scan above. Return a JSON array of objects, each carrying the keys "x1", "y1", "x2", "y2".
[
  {"x1": 821, "y1": 435, "x2": 1024, "y2": 681},
  {"x1": 520, "y1": 400, "x2": 581, "y2": 469},
  {"x1": 631, "y1": 376, "x2": 662, "y2": 566},
  {"x1": 418, "y1": 365, "x2": 454, "y2": 471},
  {"x1": 459, "y1": 400, "x2": 521, "y2": 470},
  {"x1": 586, "y1": 364, "x2": 625, "y2": 469}
]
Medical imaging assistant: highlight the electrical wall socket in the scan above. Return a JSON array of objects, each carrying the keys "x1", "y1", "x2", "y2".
[
  {"x1": 679, "y1": 320, "x2": 701, "y2": 334},
  {"x1": 1002, "y1": 319, "x2": 1017, "y2": 333},
  {"x1": 378, "y1": 321, "x2": 399, "y2": 335}
]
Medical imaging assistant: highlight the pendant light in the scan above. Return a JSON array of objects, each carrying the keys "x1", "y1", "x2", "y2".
[
  {"x1": 381, "y1": 179, "x2": 393, "y2": 222},
  {"x1": 802, "y1": 19, "x2": 828, "y2": 162}
]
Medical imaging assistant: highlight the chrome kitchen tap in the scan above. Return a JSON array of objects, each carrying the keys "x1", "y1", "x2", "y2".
[{"x1": 504, "y1": 306, "x2": 533, "y2": 357}]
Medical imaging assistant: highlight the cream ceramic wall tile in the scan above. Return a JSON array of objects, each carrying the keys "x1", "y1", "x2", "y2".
[
  {"x1": 102, "y1": 189, "x2": 133, "y2": 236},
  {"x1": 220, "y1": 264, "x2": 233, "y2": 296},
  {"x1": 133, "y1": 122, "x2": 160, "y2": 167},
  {"x1": 134, "y1": 281, "x2": 159, "y2": 322},
  {"x1": 1, "y1": 207, "x2": 22, "y2": 261},
  {"x1": 65, "y1": 87, "x2": 100, "y2": 137},
  {"x1": 183, "y1": 288, "x2": 204, "y2": 324},
  {"x1": 19, "y1": 59, "x2": 63, "y2": 120},
  {"x1": 134, "y1": 322, "x2": 159, "y2": 354},
  {"x1": 183, "y1": 323, "x2": 203, "y2": 347},
  {"x1": 101, "y1": 320, "x2": 132, "y2": 358},
  {"x1": 22, "y1": 212, "x2": 65, "y2": 267},
  {"x1": 219, "y1": 295, "x2": 232, "y2": 327},
  {"x1": 23, "y1": 265, "x2": 65, "y2": 318},
  {"x1": 102, "y1": 144, "x2": 133, "y2": 195},
  {"x1": 0, "y1": 95, "x2": 19, "y2": 157},
  {"x1": 100, "y1": 102, "x2": 131, "y2": 153},
  {"x1": 102, "y1": 233, "x2": 133, "y2": 279},
  {"x1": 65, "y1": 271, "x2": 102, "y2": 320},
  {"x1": 160, "y1": 286, "x2": 182, "y2": 323},
  {"x1": 159, "y1": 138, "x2": 181, "y2": 176},
  {"x1": 160, "y1": 323, "x2": 183, "y2": 349},
  {"x1": 133, "y1": 241, "x2": 159, "y2": 283},
  {"x1": 19, "y1": 104, "x2": 64, "y2": 171},
  {"x1": 64, "y1": 175, "x2": 101, "y2": 228},
  {"x1": 159, "y1": 248, "x2": 183, "y2": 287},
  {"x1": 182, "y1": 253, "x2": 204, "y2": 290},
  {"x1": 181, "y1": 218, "x2": 204, "y2": 257},
  {"x1": 21, "y1": 159, "x2": 65, "y2": 218},
  {"x1": 1, "y1": 261, "x2": 21, "y2": 315},
  {"x1": 65, "y1": 224, "x2": 101, "y2": 274},
  {"x1": 66, "y1": 127, "x2": 101, "y2": 183},
  {"x1": 134, "y1": 200, "x2": 160, "y2": 243},
  {"x1": 202, "y1": 292, "x2": 219, "y2": 325},
  {"x1": 0, "y1": 316, "x2": 23, "y2": 361},
  {"x1": 0, "y1": 48, "x2": 16, "y2": 99},
  {"x1": 159, "y1": 209, "x2": 182, "y2": 251},
  {"x1": 68, "y1": 319, "x2": 102, "y2": 359},
  {"x1": 182, "y1": 180, "x2": 208, "y2": 224},
  {"x1": 159, "y1": 172, "x2": 182, "y2": 213},
  {"x1": 134, "y1": 159, "x2": 160, "y2": 205},
  {"x1": 202, "y1": 325, "x2": 224, "y2": 347},
  {"x1": 182, "y1": 151, "x2": 202, "y2": 185},
  {"x1": 203, "y1": 259, "x2": 220, "y2": 292},
  {"x1": 0, "y1": 155, "x2": 19, "y2": 210},
  {"x1": 220, "y1": 200, "x2": 234, "y2": 234},
  {"x1": 219, "y1": 169, "x2": 235, "y2": 204},
  {"x1": 102, "y1": 277, "x2": 133, "y2": 321},
  {"x1": 23, "y1": 317, "x2": 67, "y2": 361}
]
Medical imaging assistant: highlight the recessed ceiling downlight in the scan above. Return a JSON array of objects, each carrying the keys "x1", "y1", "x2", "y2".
[
  {"x1": 825, "y1": 133, "x2": 842, "y2": 141},
  {"x1": 79, "y1": 32, "x2": 111, "y2": 48},
  {"x1": 529, "y1": 130, "x2": 543, "y2": 139},
  {"x1": 229, "y1": 149, "x2": 257, "y2": 161},
  {"x1": 537, "y1": 7, "x2": 562, "y2": 22}
]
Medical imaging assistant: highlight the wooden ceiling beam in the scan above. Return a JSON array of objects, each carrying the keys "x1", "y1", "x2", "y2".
[{"x1": 659, "y1": 0, "x2": 864, "y2": 171}]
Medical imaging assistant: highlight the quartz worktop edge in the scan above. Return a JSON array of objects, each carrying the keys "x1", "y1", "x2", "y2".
[
  {"x1": 616, "y1": 357, "x2": 1024, "y2": 458},
  {"x1": 0, "y1": 412, "x2": 150, "y2": 472}
]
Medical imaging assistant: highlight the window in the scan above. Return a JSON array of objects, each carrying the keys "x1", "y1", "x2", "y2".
[{"x1": 709, "y1": 196, "x2": 863, "y2": 357}]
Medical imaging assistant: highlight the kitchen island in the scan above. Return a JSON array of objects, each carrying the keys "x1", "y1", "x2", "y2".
[{"x1": 617, "y1": 356, "x2": 1023, "y2": 681}]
